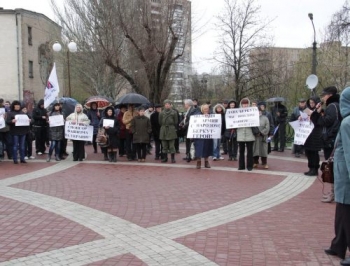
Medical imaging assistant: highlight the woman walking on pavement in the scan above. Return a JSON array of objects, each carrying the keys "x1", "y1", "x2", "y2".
[
  {"x1": 159, "y1": 100, "x2": 178, "y2": 163},
  {"x1": 47, "y1": 103, "x2": 64, "y2": 162},
  {"x1": 100, "y1": 106, "x2": 120, "y2": 162}
]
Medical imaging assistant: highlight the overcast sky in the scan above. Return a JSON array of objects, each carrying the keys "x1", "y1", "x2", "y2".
[{"x1": 0, "y1": 0, "x2": 346, "y2": 73}]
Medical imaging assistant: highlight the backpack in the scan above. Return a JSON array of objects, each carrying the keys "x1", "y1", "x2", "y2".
[{"x1": 96, "y1": 128, "x2": 109, "y2": 147}]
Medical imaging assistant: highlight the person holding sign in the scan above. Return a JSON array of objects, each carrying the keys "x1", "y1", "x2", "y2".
[
  {"x1": 66, "y1": 104, "x2": 90, "y2": 161},
  {"x1": 303, "y1": 97, "x2": 323, "y2": 176},
  {"x1": 47, "y1": 103, "x2": 65, "y2": 162},
  {"x1": 5, "y1": 101, "x2": 30, "y2": 164},
  {"x1": 237, "y1": 98, "x2": 256, "y2": 171},
  {"x1": 99, "y1": 106, "x2": 120, "y2": 162}
]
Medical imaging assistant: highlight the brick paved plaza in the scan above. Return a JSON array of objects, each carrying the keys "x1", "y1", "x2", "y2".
[{"x1": 0, "y1": 143, "x2": 346, "y2": 265}]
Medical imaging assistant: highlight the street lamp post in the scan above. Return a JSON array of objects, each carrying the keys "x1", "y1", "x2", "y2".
[
  {"x1": 52, "y1": 41, "x2": 77, "y2": 98},
  {"x1": 308, "y1": 13, "x2": 317, "y2": 76}
]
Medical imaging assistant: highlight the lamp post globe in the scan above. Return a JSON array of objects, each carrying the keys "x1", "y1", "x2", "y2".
[
  {"x1": 68, "y1": 41, "x2": 77, "y2": 53},
  {"x1": 52, "y1": 42, "x2": 62, "y2": 52}
]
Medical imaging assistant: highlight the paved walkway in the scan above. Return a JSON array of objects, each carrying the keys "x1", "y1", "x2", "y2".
[{"x1": 0, "y1": 144, "x2": 345, "y2": 265}]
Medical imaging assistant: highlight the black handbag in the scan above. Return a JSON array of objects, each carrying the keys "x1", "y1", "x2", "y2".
[
  {"x1": 320, "y1": 142, "x2": 337, "y2": 184},
  {"x1": 251, "y1": 127, "x2": 260, "y2": 135}
]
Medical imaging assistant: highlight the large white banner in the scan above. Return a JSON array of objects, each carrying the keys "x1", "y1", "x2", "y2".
[
  {"x1": 15, "y1": 115, "x2": 30, "y2": 126},
  {"x1": 0, "y1": 116, "x2": 5, "y2": 129},
  {"x1": 289, "y1": 120, "x2": 314, "y2": 145},
  {"x1": 65, "y1": 121, "x2": 93, "y2": 141},
  {"x1": 49, "y1": 115, "x2": 64, "y2": 127},
  {"x1": 44, "y1": 63, "x2": 60, "y2": 108},
  {"x1": 225, "y1": 107, "x2": 260, "y2": 129},
  {"x1": 187, "y1": 114, "x2": 222, "y2": 139}
]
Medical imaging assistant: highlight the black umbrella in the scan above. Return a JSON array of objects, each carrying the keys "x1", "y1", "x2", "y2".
[
  {"x1": 116, "y1": 93, "x2": 150, "y2": 105},
  {"x1": 266, "y1": 97, "x2": 285, "y2": 103},
  {"x1": 48, "y1": 97, "x2": 78, "y2": 116}
]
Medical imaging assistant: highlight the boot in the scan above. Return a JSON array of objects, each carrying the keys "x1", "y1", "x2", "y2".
[
  {"x1": 171, "y1": 153, "x2": 176, "y2": 163},
  {"x1": 305, "y1": 168, "x2": 318, "y2": 176},
  {"x1": 113, "y1": 152, "x2": 117, "y2": 162},
  {"x1": 204, "y1": 159, "x2": 211, "y2": 168},
  {"x1": 186, "y1": 153, "x2": 191, "y2": 163},
  {"x1": 108, "y1": 152, "x2": 113, "y2": 162},
  {"x1": 304, "y1": 168, "x2": 311, "y2": 175},
  {"x1": 46, "y1": 154, "x2": 51, "y2": 162},
  {"x1": 196, "y1": 159, "x2": 201, "y2": 169},
  {"x1": 104, "y1": 150, "x2": 108, "y2": 161},
  {"x1": 161, "y1": 153, "x2": 168, "y2": 163},
  {"x1": 55, "y1": 155, "x2": 61, "y2": 161},
  {"x1": 322, "y1": 186, "x2": 334, "y2": 203}
]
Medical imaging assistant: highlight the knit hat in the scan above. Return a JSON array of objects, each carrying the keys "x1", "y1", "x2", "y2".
[{"x1": 163, "y1": 99, "x2": 172, "y2": 105}]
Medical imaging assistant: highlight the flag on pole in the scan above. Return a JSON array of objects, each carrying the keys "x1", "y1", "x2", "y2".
[{"x1": 44, "y1": 63, "x2": 60, "y2": 108}]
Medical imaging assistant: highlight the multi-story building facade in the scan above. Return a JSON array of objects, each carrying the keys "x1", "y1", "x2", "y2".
[{"x1": 0, "y1": 8, "x2": 61, "y2": 109}]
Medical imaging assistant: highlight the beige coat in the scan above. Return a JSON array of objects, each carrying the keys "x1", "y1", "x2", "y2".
[
  {"x1": 122, "y1": 109, "x2": 138, "y2": 130},
  {"x1": 253, "y1": 115, "x2": 270, "y2": 157}
]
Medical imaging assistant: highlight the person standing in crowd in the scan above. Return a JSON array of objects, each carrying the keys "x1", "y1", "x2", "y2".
[
  {"x1": 192, "y1": 99, "x2": 199, "y2": 109},
  {"x1": 47, "y1": 103, "x2": 64, "y2": 162},
  {"x1": 32, "y1": 99, "x2": 48, "y2": 155},
  {"x1": 290, "y1": 98, "x2": 307, "y2": 157},
  {"x1": 87, "y1": 102, "x2": 101, "y2": 154},
  {"x1": 257, "y1": 101, "x2": 274, "y2": 154},
  {"x1": 253, "y1": 107, "x2": 270, "y2": 169},
  {"x1": 324, "y1": 87, "x2": 350, "y2": 265},
  {"x1": 150, "y1": 104, "x2": 162, "y2": 160},
  {"x1": 225, "y1": 100, "x2": 238, "y2": 161},
  {"x1": 271, "y1": 100, "x2": 288, "y2": 152},
  {"x1": 144, "y1": 104, "x2": 154, "y2": 154},
  {"x1": 117, "y1": 105, "x2": 127, "y2": 157},
  {"x1": 237, "y1": 98, "x2": 255, "y2": 171},
  {"x1": 59, "y1": 100, "x2": 69, "y2": 160},
  {"x1": 131, "y1": 106, "x2": 152, "y2": 162},
  {"x1": 193, "y1": 104, "x2": 213, "y2": 169},
  {"x1": 22, "y1": 106, "x2": 35, "y2": 160},
  {"x1": 6, "y1": 101, "x2": 30, "y2": 164},
  {"x1": 100, "y1": 106, "x2": 120, "y2": 162},
  {"x1": 123, "y1": 104, "x2": 138, "y2": 161},
  {"x1": 316, "y1": 86, "x2": 341, "y2": 203},
  {"x1": 212, "y1": 103, "x2": 226, "y2": 161},
  {"x1": 0, "y1": 99, "x2": 13, "y2": 160},
  {"x1": 180, "y1": 99, "x2": 197, "y2": 162},
  {"x1": 159, "y1": 100, "x2": 178, "y2": 163},
  {"x1": 221, "y1": 100, "x2": 229, "y2": 155},
  {"x1": 66, "y1": 104, "x2": 90, "y2": 161}
]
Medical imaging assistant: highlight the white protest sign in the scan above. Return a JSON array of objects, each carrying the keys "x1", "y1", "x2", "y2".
[
  {"x1": 289, "y1": 120, "x2": 314, "y2": 145},
  {"x1": 0, "y1": 108, "x2": 5, "y2": 116},
  {"x1": 0, "y1": 117, "x2": 5, "y2": 129},
  {"x1": 15, "y1": 115, "x2": 30, "y2": 126},
  {"x1": 225, "y1": 107, "x2": 259, "y2": 129},
  {"x1": 103, "y1": 119, "x2": 114, "y2": 128},
  {"x1": 65, "y1": 121, "x2": 93, "y2": 141},
  {"x1": 187, "y1": 114, "x2": 222, "y2": 139},
  {"x1": 49, "y1": 115, "x2": 64, "y2": 127}
]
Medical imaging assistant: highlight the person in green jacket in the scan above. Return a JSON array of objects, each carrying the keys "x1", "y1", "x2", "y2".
[{"x1": 159, "y1": 100, "x2": 178, "y2": 163}]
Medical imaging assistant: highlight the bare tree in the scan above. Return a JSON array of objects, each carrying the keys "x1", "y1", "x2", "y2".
[
  {"x1": 51, "y1": 0, "x2": 191, "y2": 103},
  {"x1": 214, "y1": 0, "x2": 272, "y2": 101}
]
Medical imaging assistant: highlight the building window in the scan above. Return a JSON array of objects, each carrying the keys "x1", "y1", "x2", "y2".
[
  {"x1": 29, "y1": 61, "x2": 34, "y2": 78},
  {"x1": 28, "y1": 26, "x2": 32, "y2": 45}
]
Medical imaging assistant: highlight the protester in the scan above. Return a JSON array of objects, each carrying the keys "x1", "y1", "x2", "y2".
[
  {"x1": 47, "y1": 103, "x2": 64, "y2": 162},
  {"x1": 150, "y1": 104, "x2": 162, "y2": 160},
  {"x1": 316, "y1": 86, "x2": 341, "y2": 203},
  {"x1": 59, "y1": 99, "x2": 69, "y2": 159},
  {"x1": 99, "y1": 106, "x2": 120, "y2": 162},
  {"x1": 32, "y1": 99, "x2": 48, "y2": 155},
  {"x1": 6, "y1": 101, "x2": 30, "y2": 164},
  {"x1": 87, "y1": 102, "x2": 101, "y2": 153},
  {"x1": 159, "y1": 99, "x2": 178, "y2": 163},
  {"x1": 225, "y1": 100, "x2": 238, "y2": 161},
  {"x1": 21, "y1": 106, "x2": 35, "y2": 160},
  {"x1": 212, "y1": 103, "x2": 226, "y2": 161},
  {"x1": 253, "y1": 107, "x2": 270, "y2": 169},
  {"x1": 193, "y1": 104, "x2": 213, "y2": 169},
  {"x1": 237, "y1": 98, "x2": 255, "y2": 171},
  {"x1": 302, "y1": 97, "x2": 323, "y2": 176},
  {"x1": 0, "y1": 99, "x2": 13, "y2": 160},
  {"x1": 271, "y1": 101, "x2": 288, "y2": 152},
  {"x1": 117, "y1": 105, "x2": 127, "y2": 157},
  {"x1": 131, "y1": 106, "x2": 152, "y2": 162},
  {"x1": 290, "y1": 98, "x2": 307, "y2": 157},
  {"x1": 123, "y1": 104, "x2": 138, "y2": 161},
  {"x1": 221, "y1": 100, "x2": 229, "y2": 155},
  {"x1": 324, "y1": 87, "x2": 350, "y2": 265},
  {"x1": 66, "y1": 104, "x2": 90, "y2": 161},
  {"x1": 257, "y1": 101, "x2": 274, "y2": 154},
  {"x1": 180, "y1": 99, "x2": 197, "y2": 162}
]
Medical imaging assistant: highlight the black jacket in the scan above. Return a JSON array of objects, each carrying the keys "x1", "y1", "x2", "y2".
[
  {"x1": 32, "y1": 99, "x2": 48, "y2": 127},
  {"x1": 271, "y1": 103, "x2": 288, "y2": 124},
  {"x1": 6, "y1": 110, "x2": 30, "y2": 135},
  {"x1": 150, "y1": 111, "x2": 161, "y2": 140},
  {"x1": 304, "y1": 97, "x2": 323, "y2": 151}
]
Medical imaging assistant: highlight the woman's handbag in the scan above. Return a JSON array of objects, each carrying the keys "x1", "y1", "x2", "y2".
[
  {"x1": 320, "y1": 142, "x2": 337, "y2": 184},
  {"x1": 251, "y1": 126, "x2": 260, "y2": 135},
  {"x1": 96, "y1": 128, "x2": 109, "y2": 147}
]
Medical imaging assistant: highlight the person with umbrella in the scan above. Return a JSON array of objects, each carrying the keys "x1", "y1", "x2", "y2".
[
  {"x1": 270, "y1": 99, "x2": 288, "y2": 152},
  {"x1": 159, "y1": 99, "x2": 178, "y2": 163},
  {"x1": 87, "y1": 102, "x2": 101, "y2": 154}
]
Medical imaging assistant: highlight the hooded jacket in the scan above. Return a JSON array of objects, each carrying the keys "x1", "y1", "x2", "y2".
[
  {"x1": 303, "y1": 97, "x2": 323, "y2": 151},
  {"x1": 236, "y1": 98, "x2": 255, "y2": 142},
  {"x1": 66, "y1": 104, "x2": 90, "y2": 125},
  {"x1": 32, "y1": 99, "x2": 48, "y2": 127},
  {"x1": 213, "y1": 104, "x2": 226, "y2": 136},
  {"x1": 333, "y1": 87, "x2": 350, "y2": 204},
  {"x1": 99, "y1": 106, "x2": 120, "y2": 148}
]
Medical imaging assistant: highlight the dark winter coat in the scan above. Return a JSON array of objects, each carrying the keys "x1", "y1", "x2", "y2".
[
  {"x1": 316, "y1": 94, "x2": 341, "y2": 148},
  {"x1": 131, "y1": 115, "x2": 152, "y2": 143},
  {"x1": 48, "y1": 111, "x2": 64, "y2": 141},
  {"x1": 159, "y1": 108, "x2": 178, "y2": 140},
  {"x1": 87, "y1": 108, "x2": 101, "y2": 135},
  {"x1": 117, "y1": 111, "x2": 127, "y2": 139},
  {"x1": 32, "y1": 99, "x2": 48, "y2": 127},
  {"x1": 271, "y1": 103, "x2": 288, "y2": 124},
  {"x1": 99, "y1": 107, "x2": 120, "y2": 149},
  {"x1": 304, "y1": 97, "x2": 323, "y2": 151},
  {"x1": 6, "y1": 110, "x2": 30, "y2": 135},
  {"x1": 193, "y1": 109, "x2": 213, "y2": 158},
  {"x1": 213, "y1": 104, "x2": 226, "y2": 136},
  {"x1": 150, "y1": 111, "x2": 161, "y2": 140},
  {"x1": 224, "y1": 101, "x2": 238, "y2": 140}
]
